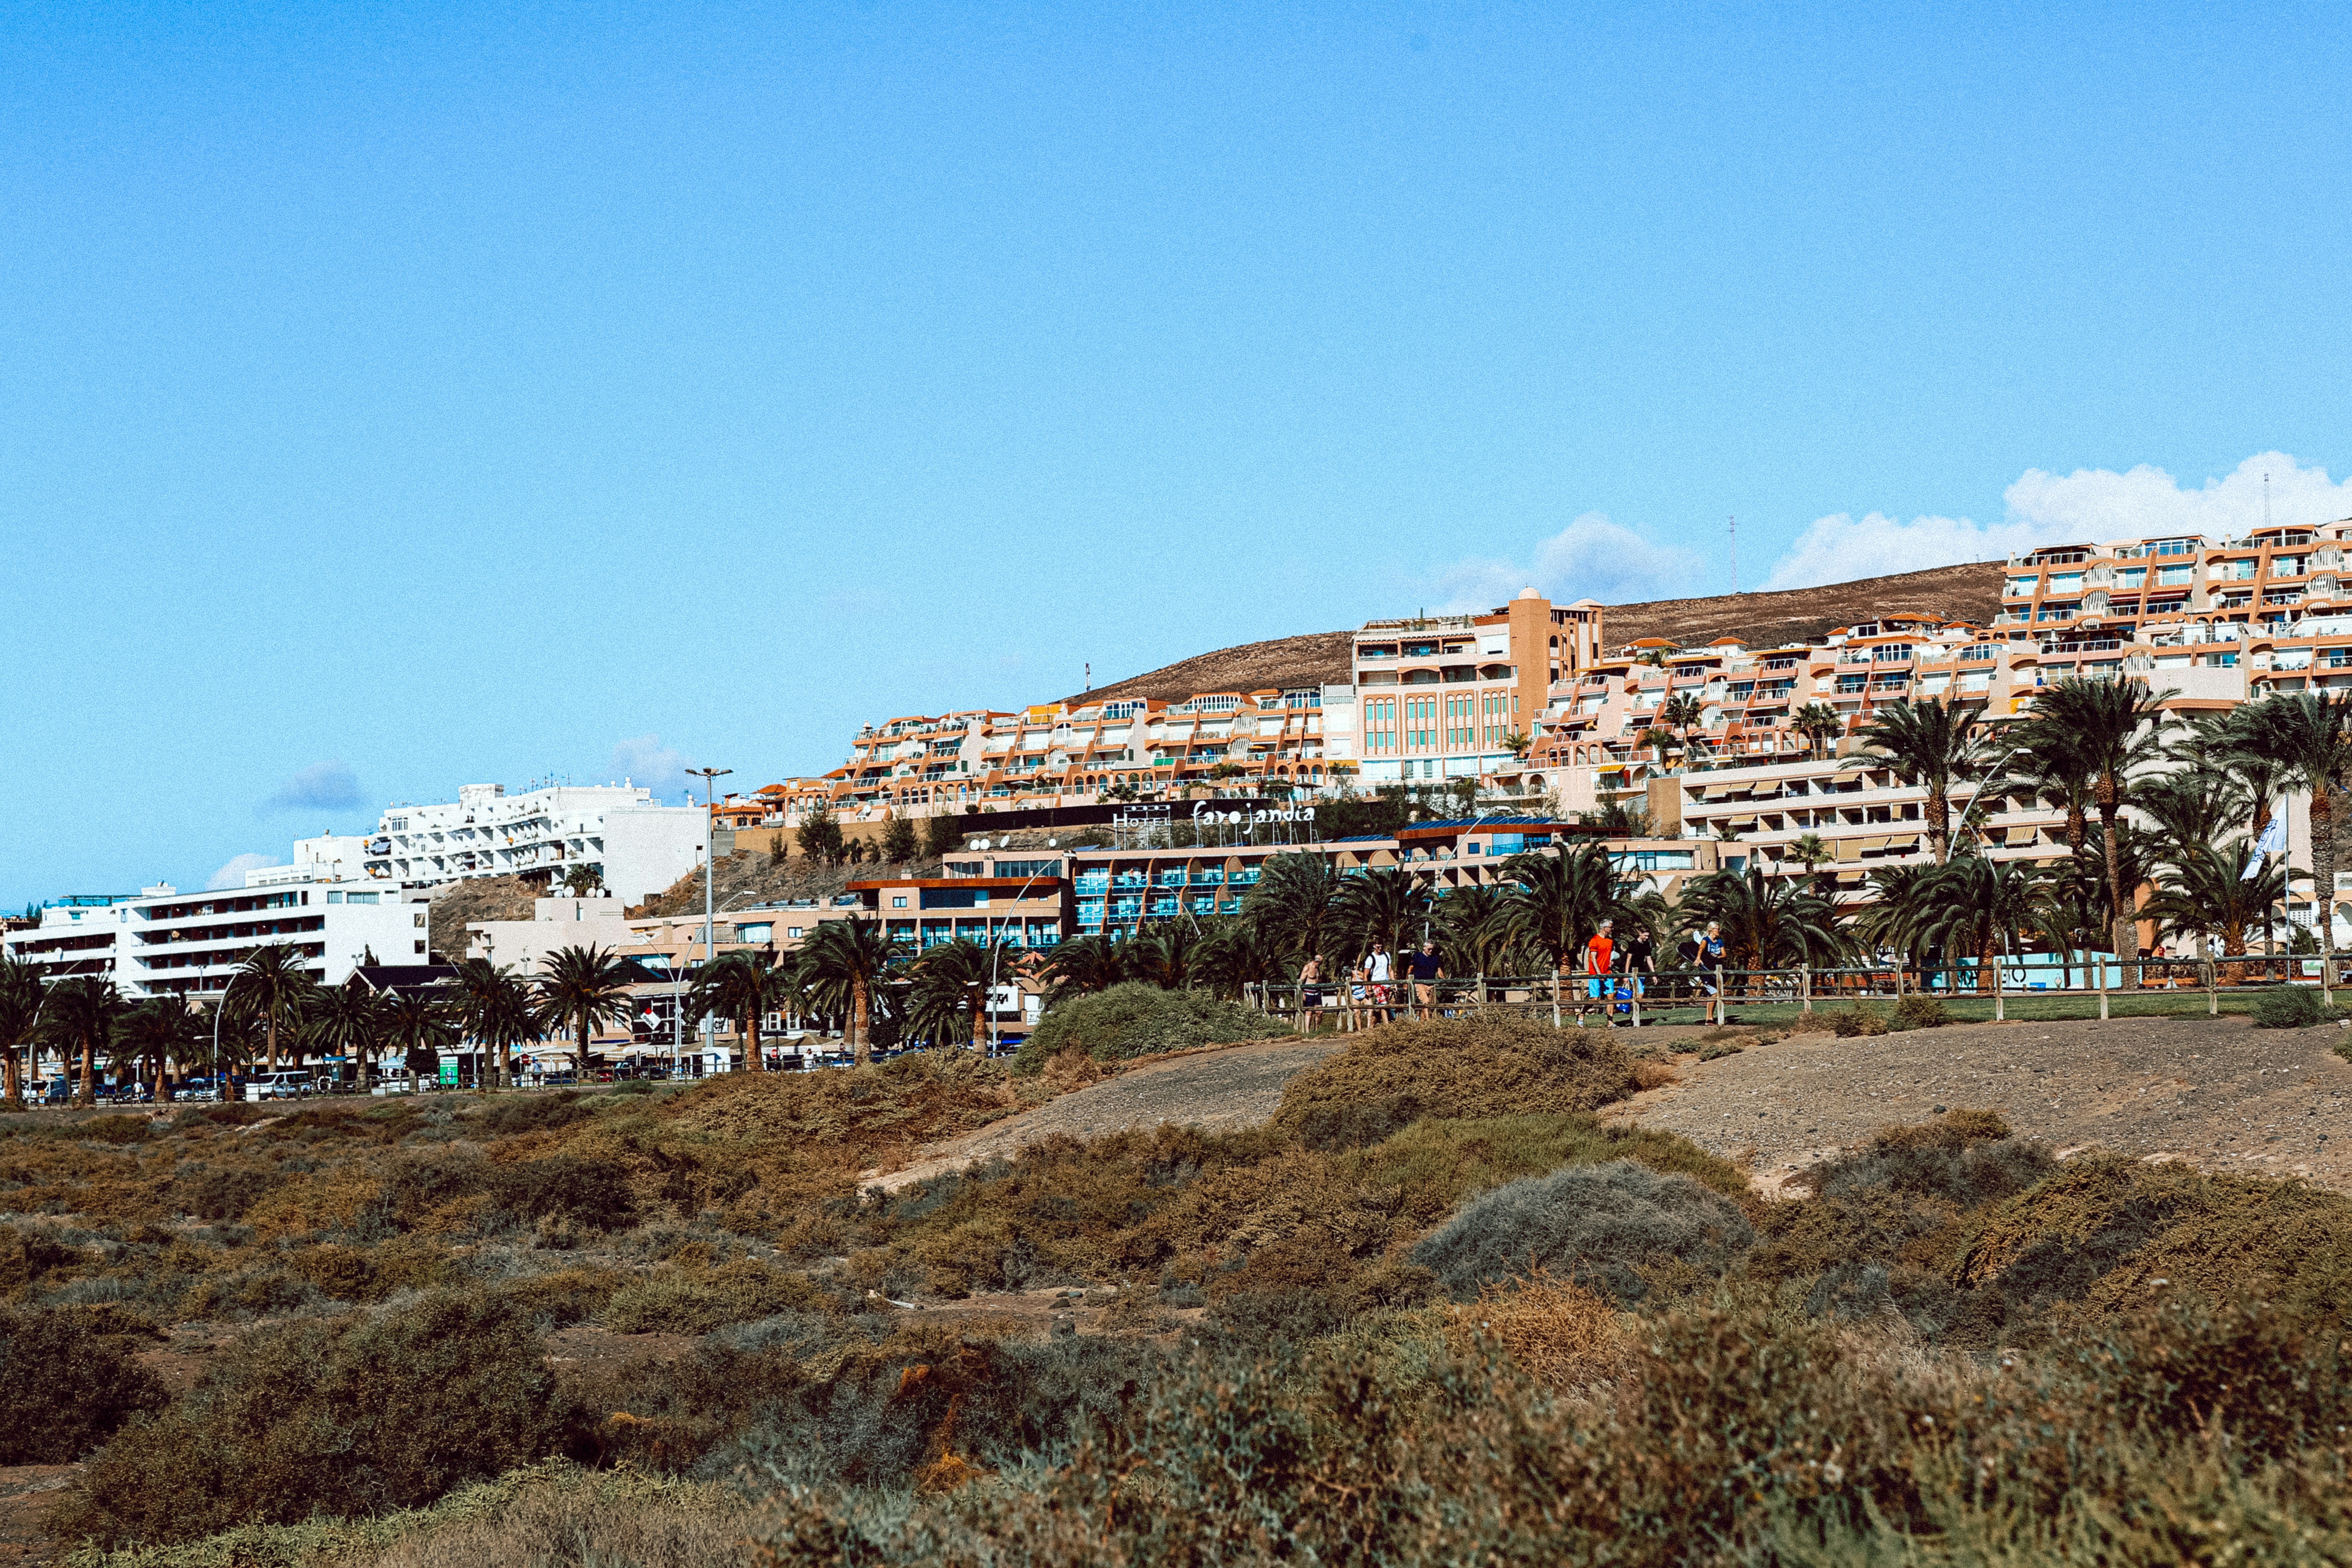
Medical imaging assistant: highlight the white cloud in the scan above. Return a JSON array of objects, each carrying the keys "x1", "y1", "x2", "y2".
[
  {"x1": 207, "y1": 853, "x2": 275, "y2": 891},
  {"x1": 2002, "y1": 452, "x2": 2352, "y2": 541},
  {"x1": 610, "y1": 734, "x2": 695, "y2": 804},
  {"x1": 1762, "y1": 512, "x2": 2044, "y2": 592},
  {"x1": 1433, "y1": 512, "x2": 1708, "y2": 610},
  {"x1": 1765, "y1": 453, "x2": 2352, "y2": 592}
]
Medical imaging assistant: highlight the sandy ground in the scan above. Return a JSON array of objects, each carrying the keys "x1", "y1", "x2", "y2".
[
  {"x1": 1605, "y1": 1014, "x2": 2352, "y2": 1195},
  {"x1": 877, "y1": 1038, "x2": 1344, "y2": 1191}
]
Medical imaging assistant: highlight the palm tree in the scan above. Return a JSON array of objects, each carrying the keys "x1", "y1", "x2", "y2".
[
  {"x1": 693, "y1": 950, "x2": 794, "y2": 1067},
  {"x1": 1850, "y1": 864, "x2": 1936, "y2": 993},
  {"x1": 380, "y1": 990, "x2": 457, "y2": 1093},
  {"x1": 452, "y1": 959, "x2": 537, "y2": 1087},
  {"x1": 2136, "y1": 768, "x2": 2250, "y2": 879},
  {"x1": 532, "y1": 945, "x2": 638, "y2": 1083},
  {"x1": 1336, "y1": 867, "x2": 1433, "y2": 960},
  {"x1": 2143, "y1": 838, "x2": 2289, "y2": 967},
  {"x1": 1502, "y1": 841, "x2": 1632, "y2": 984},
  {"x1": 1793, "y1": 703, "x2": 1845, "y2": 758},
  {"x1": 1190, "y1": 918, "x2": 1284, "y2": 1005},
  {"x1": 2021, "y1": 677, "x2": 2171, "y2": 962},
  {"x1": 559, "y1": 864, "x2": 603, "y2": 897},
  {"x1": 232, "y1": 943, "x2": 316, "y2": 1073},
  {"x1": 1659, "y1": 692, "x2": 1705, "y2": 762},
  {"x1": 114, "y1": 997, "x2": 191, "y2": 1103},
  {"x1": 2238, "y1": 690, "x2": 2352, "y2": 984},
  {"x1": 302, "y1": 976, "x2": 386, "y2": 1088},
  {"x1": 1036, "y1": 933, "x2": 1120, "y2": 1008},
  {"x1": 1915, "y1": 854, "x2": 2048, "y2": 995},
  {"x1": 1790, "y1": 832, "x2": 1830, "y2": 884},
  {"x1": 904, "y1": 939, "x2": 999, "y2": 1049},
  {"x1": 1244, "y1": 853, "x2": 1346, "y2": 969},
  {"x1": 1120, "y1": 922, "x2": 1206, "y2": 990},
  {"x1": 43, "y1": 976, "x2": 125, "y2": 1106},
  {"x1": 797, "y1": 919, "x2": 904, "y2": 1064},
  {"x1": 1678, "y1": 864, "x2": 1844, "y2": 973},
  {"x1": 0, "y1": 960, "x2": 41, "y2": 1110},
  {"x1": 1849, "y1": 697, "x2": 1989, "y2": 865},
  {"x1": 1435, "y1": 884, "x2": 1515, "y2": 998}
]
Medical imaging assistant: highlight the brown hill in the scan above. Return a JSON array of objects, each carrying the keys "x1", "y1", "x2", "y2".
[{"x1": 1065, "y1": 563, "x2": 2004, "y2": 703}]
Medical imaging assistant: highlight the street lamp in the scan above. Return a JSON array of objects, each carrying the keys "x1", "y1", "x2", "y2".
[{"x1": 686, "y1": 768, "x2": 732, "y2": 1069}]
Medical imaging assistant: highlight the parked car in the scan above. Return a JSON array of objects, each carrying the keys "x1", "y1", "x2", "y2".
[
  {"x1": 39, "y1": 1079, "x2": 74, "y2": 1106},
  {"x1": 245, "y1": 1070, "x2": 314, "y2": 1102}
]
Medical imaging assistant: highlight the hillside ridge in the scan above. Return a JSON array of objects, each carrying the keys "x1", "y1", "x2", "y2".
[{"x1": 1064, "y1": 560, "x2": 2003, "y2": 704}]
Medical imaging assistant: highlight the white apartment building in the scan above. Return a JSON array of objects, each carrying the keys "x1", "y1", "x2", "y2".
[
  {"x1": 464, "y1": 894, "x2": 630, "y2": 976},
  {"x1": 359, "y1": 782, "x2": 706, "y2": 905},
  {"x1": 4, "y1": 873, "x2": 428, "y2": 1000}
]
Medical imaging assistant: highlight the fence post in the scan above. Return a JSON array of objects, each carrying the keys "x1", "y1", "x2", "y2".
[
  {"x1": 2096, "y1": 952, "x2": 2109, "y2": 1022},
  {"x1": 1992, "y1": 952, "x2": 2004, "y2": 1022},
  {"x1": 1800, "y1": 964, "x2": 1812, "y2": 1013},
  {"x1": 2205, "y1": 955, "x2": 2218, "y2": 1016},
  {"x1": 1714, "y1": 967, "x2": 1726, "y2": 1027},
  {"x1": 1551, "y1": 968, "x2": 1561, "y2": 1030},
  {"x1": 1630, "y1": 974, "x2": 1641, "y2": 1028}
]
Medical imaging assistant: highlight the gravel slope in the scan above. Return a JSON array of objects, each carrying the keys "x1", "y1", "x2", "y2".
[{"x1": 1606, "y1": 1015, "x2": 2352, "y2": 1195}]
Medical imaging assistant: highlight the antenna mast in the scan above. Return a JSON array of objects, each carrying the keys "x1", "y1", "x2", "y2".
[
  {"x1": 2264, "y1": 471, "x2": 2272, "y2": 533},
  {"x1": 1729, "y1": 515, "x2": 1738, "y2": 593}
]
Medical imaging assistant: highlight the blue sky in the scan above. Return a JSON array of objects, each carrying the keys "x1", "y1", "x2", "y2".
[{"x1": 4, "y1": 3, "x2": 2349, "y2": 907}]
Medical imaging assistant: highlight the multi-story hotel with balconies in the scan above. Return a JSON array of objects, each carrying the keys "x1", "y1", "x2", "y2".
[{"x1": 361, "y1": 781, "x2": 706, "y2": 905}]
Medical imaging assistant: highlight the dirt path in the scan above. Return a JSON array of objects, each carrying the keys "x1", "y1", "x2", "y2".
[
  {"x1": 877, "y1": 1039, "x2": 1343, "y2": 1191},
  {"x1": 1607, "y1": 1015, "x2": 2352, "y2": 1195}
]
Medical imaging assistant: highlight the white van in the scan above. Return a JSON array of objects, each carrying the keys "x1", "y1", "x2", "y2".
[{"x1": 245, "y1": 1070, "x2": 314, "y2": 1103}]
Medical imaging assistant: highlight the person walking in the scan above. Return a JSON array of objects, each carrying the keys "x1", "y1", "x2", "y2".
[
  {"x1": 1408, "y1": 939, "x2": 1445, "y2": 1020},
  {"x1": 1297, "y1": 953, "x2": 1324, "y2": 1034},
  {"x1": 1620, "y1": 923, "x2": 1656, "y2": 1024},
  {"x1": 1365, "y1": 940, "x2": 1395, "y2": 1025},
  {"x1": 1700, "y1": 921, "x2": 1727, "y2": 997},
  {"x1": 1583, "y1": 920, "x2": 1615, "y2": 1007}
]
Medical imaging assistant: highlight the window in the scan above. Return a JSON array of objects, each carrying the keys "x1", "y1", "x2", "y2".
[
  {"x1": 2157, "y1": 564, "x2": 2194, "y2": 586},
  {"x1": 1366, "y1": 696, "x2": 1398, "y2": 754},
  {"x1": 891, "y1": 895, "x2": 908, "y2": 908},
  {"x1": 739, "y1": 923, "x2": 773, "y2": 942},
  {"x1": 992, "y1": 859, "x2": 1062, "y2": 880},
  {"x1": 1404, "y1": 696, "x2": 1439, "y2": 750},
  {"x1": 413, "y1": 913, "x2": 425, "y2": 927},
  {"x1": 1444, "y1": 693, "x2": 1476, "y2": 748},
  {"x1": 413, "y1": 940, "x2": 425, "y2": 955}
]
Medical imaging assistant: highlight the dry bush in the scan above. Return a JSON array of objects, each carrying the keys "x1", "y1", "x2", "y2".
[
  {"x1": 1412, "y1": 1159, "x2": 1756, "y2": 1304},
  {"x1": 1273, "y1": 1015, "x2": 1637, "y2": 1150},
  {"x1": 1783, "y1": 1009, "x2": 1834, "y2": 1036},
  {"x1": 1445, "y1": 1270, "x2": 1626, "y2": 1387},
  {"x1": 601, "y1": 1258, "x2": 835, "y2": 1334},
  {"x1": 1011, "y1": 983, "x2": 1288, "y2": 1076},
  {"x1": 1630, "y1": 1060, "x2": 1680, "y2": 1090},
  {"x1": 1953, "y1": 1154, "x2": 2352, "y2": 1320},
  {"x1": 57, "y1": 1290, "x2": 568, "y2": 1548},
  {"x1": 661, "y1": 1050, "x2": 1020, "y2": 1166},
  {"x1": 1831, "y1": 1002, "x2": 1890, "y2": 1037},
  {"x1": 363, "y1": 1463, "x2": 751, "y2": 1568},
  {"x1": 0, "y1": 1304, "x2": 167, "y2": 1460}
]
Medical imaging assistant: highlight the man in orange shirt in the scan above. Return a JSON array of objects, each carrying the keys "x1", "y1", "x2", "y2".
[{"x1": 1583, "y1": 919, "x2": 1615, "y2": 1001}]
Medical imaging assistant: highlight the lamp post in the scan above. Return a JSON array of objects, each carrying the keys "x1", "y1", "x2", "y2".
[
  {"x1": 986, "y1": 870, "x2": 1051, "y2": 1056},
  {"x1": 686, "y1": 768, "x2": 732, "y2": 1069}
]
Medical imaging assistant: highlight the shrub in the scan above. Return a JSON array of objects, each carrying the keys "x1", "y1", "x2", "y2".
[
  {"x1": 1694, "y1": 1040, "x2": 1743, "y2": 1062},
  {"x1": 1830, "y1": 1002, "x2": 1889, "y2": 1036},
  {"x1": 1012, "y1": 983, "x2": 1288, "y2": 1076},
  {"x1": 478, "y1": 1090, "x2": 596, "y2": 1135},
  {"x1": 498, "y1": 1155, "x2": 639, "y2": 1231},
  {"x1": 57, "y1": 1291, "x2": 569, "y2": 1547},
  {"x1": 1274, "y1": 1016, "x2": 1637, "y2": 1150},
  {"x1": 2254, "y1": 986, "x2": 2335, "y2": 1029},
  {"x1": 1412, "y1": 1160, "x2": 1756, "y2": 1304},
  {"x1": 0, "y1": 1305, "x2": 168, "y2": 1461},
  {"x1": 1444, "y1": 1270, "x2": 1626, "y2": 1387},
  {"x1": 173, "y1": 1163, "x2": 285, "y2": 1222},
  {"x1": 1890, "y1": 995, "x2": 1951, "y2": 1030},
  {"x1": 1954, "y1": 1155, "x2": 2352, "y2": 1320},
  {"x1": 602, "y1": 1261, "x2": 832, "y2": 1335}
]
